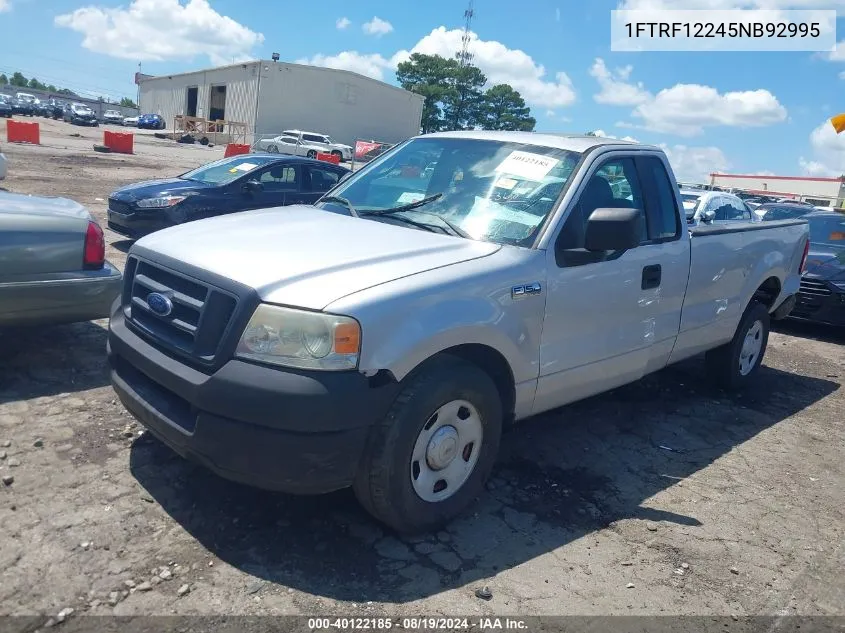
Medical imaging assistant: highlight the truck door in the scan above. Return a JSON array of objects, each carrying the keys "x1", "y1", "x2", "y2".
[{"x1": 533, "y1": 153, "x2": 689, "y2": 414}]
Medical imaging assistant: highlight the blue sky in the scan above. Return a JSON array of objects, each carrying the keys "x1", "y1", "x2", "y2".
[{"x1": 1, "y1": 0, "x2": 844, "y2": 181}]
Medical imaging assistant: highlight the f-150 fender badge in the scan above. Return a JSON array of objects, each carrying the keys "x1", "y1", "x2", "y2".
[{"x1": 512, "y1": 282, "x2": 542, "y2": 300}]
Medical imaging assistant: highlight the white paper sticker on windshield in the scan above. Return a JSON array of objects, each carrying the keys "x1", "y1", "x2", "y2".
[
  {"x1": 233, "y1": 162, "x2": 259, "y2": 172},
  {"x1": 495, "y1": 151, "x2": 559, "y2": 181},
  {"x1": 396, "y1": 191, "x2": 425, "y2": 204},
  {"x1": 461, "y1": 197, "x2": 543, "y2": 240}
]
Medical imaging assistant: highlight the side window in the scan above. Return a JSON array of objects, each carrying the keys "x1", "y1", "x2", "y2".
[
  {"x1": 557, "y1": 156, "x2": 647, "y2": 252},
  {"x1": 308, "y1": 166, "x2": 341, "y2": 192},
  {"x1": 639, "y1": 156, "x2": 681, "y2": 240},
  {"x1": 258, "y1": 165, "x2": 298, "y2": 190},
  {"x1": 303, "y1": 134, "x2": 324, "y2": 144},
  {"x1": 711, "y1": 197, "x2": 732, "y2": 221}
]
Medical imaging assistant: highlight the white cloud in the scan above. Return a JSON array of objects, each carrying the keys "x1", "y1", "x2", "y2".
[
  {"x1": 0, "y1": 0, "x2": 10, "y2": 13},
  {"x1": 546, "y1": 110, "x2": 556, "y2": 117},
  {"x1": 587, "y1": 129, "x2": 640, "y2": 142},
  {"x1": 633, "y1": 84, "x2": 786, "y2": 135},
  {"x1": 397, "y1": 27, "x2": 576, "y2": 108},
  {"x1": 590, "y1": 57, "x2": 786, "y2": 136},
  {"x1": 555, "y1": 7, "x2": 561, "y2": 20},
  {"x1": 297, "y1": 27, "x2": 577, "y2": 111},
  {"x1": 589, "y1": 58, "x2": 651, "y2": 106},
  {"x1": 335, "y1": 17, "x2": 351, "y2": 30},
  {"x1": 362, "y1": 16, "x2": 393, "y2": 37},
  {"x1": 294, "y1": 52, "x2": 393, "y2": 81},
  {"x1": 829, "y1": 41, "x2": 845, "y2": 61},
  {"x1": 797, "y1": 120, "x2": 845, "y2": 176},
  {"x1": 840, "y1": 70, "x2": 845, "y2": 79},
  {"x1": 54, "y1": 0, "x2": 263, "y2": 65},
  {"x1": 659, "y1": 144, "x2": 730, "y2": 182}
]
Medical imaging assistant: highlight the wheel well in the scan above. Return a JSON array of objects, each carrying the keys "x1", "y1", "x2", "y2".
[
  {"x1": 752, "y1": 276, "x2": 781, "y2": 310},
  {"x1": 431, "y1": 344, "x2": 516, "y2": 423}
]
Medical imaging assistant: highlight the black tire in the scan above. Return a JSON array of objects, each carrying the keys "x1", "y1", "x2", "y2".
[
  {"x1": 267, "y1": 144, "x2": 279, "y2": 153},
  {"x1": 306, "y1": 150, "x2": 317, "y2": 159},
  {"x1": 705, "y1": 301, "x2": 770, "y2": 390},
  {"x1": 353, "y1": 355, "x2": 503, "y2": 534},
  {"x1": 331, "y1": 150, "x2": 343, "y2": 161}
]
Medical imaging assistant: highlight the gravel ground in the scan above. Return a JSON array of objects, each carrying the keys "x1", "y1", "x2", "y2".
[{"x1": 1, "y1": 118, "x2": 844, "y2": 624}]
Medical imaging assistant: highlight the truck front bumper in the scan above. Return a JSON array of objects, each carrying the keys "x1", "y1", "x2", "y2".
[{"x1": 108, "y1": 304, "x2": 400, "y2": 494}]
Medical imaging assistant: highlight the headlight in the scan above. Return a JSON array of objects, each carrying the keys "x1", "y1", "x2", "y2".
[
  {"x1": 136, "y1": 195, "x2": 187, "y2": 208},
  {"x1": 236, "y1": 304, "x2": 361, "y2": 371}
]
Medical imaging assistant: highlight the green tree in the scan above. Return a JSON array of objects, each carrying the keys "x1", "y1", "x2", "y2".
[
  {"x1": 120, "y1": 97, "x2": 138, "y2": 108},
  {"x1": 442, "y1": 63, "x2": 487, "y2": 130},
  {"x1": 10, "y1": 72, "x2": 28, "y2": 87},
  {"x1": 46, "y1": 84, "x2": 57, "y2": 93},
  {"x1": 28, "y1": 77, "x2": 47, "y2": 90},
  {"x1": 0, "y1": 74, "x2": 8, "y2": 85},
  {"x1": 396, "y1": 53, "x2": 535, "y2": 133},
  {"x1": 397, "y1": 53, "x2": 460, "y2": 133},
  {"x1": 480, "y1": 84, "x2": 535, "y2": 131},
  {"x1": 57, "y1": 88, "x2": 75, "y2": 96}
]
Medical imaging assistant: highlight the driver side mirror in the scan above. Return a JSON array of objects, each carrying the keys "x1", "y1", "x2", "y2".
[
  {"x1": 584, "y1": 207, "x2": 643, "y2": 252},
  {"x1": 700, "y1": 209, "x2": 716, "y2": 223},
  {"x1": 242, "y1": 179, "x2": 264, "y2": 193}
]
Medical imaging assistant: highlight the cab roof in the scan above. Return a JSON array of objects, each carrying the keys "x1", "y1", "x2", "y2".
[{"x1": 420, "y1": 130, "x2": 659, "y2": 154}]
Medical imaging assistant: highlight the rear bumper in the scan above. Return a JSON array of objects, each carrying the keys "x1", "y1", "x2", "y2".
[
  {"x1": 0, "y1": 261, "x2": 122, "y2": 327},
  {"x1": 108, "y1": 304, "x2": 401, "y2": 493}
]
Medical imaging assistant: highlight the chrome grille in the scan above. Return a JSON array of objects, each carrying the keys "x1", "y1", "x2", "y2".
[
  {"x1": 124, "y1": 257, "x2": 237, "y2": 364},
  {"x1": 799, "y1": 278, "x2": 832, "y2": 297}
]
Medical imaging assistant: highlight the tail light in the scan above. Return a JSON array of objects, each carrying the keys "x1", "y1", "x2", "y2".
[
  {"x1": 83, "y1": 220, "x2": 105, "y2": 270},
  {"x1": 799, "y1": 238, "x2": 810, "y2": 274}
]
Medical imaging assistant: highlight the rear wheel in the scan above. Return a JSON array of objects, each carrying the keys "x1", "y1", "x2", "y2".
[
  {"x1": 267, "y1": 144, "x2": 279, "y2": 153},
  {"x1": 353, "y1": 356, "x2": 502, "y2": 534},
  {"x1": 705, "y1": 301, "x2": 770, "y2": 390},
  {"x1": 331, "y1": 150, "x2": 343, "y2": 161},
  {"x1": 306, "y1": 150, "x2": 317, "y2": 159}
]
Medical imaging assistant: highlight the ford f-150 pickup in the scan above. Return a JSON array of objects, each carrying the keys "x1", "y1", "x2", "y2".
[{"x1": 108, "y1": 131, "x2": 810, "y2": 533}]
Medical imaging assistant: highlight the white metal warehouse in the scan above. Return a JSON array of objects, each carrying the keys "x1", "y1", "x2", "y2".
[{"x1": 138, "y1": 60, "x2": 424, "y2": 146}]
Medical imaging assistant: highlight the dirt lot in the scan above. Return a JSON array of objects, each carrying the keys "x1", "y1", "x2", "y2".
[{"x1": 1, "y1": 118, "x2": 844, "y2": 623}]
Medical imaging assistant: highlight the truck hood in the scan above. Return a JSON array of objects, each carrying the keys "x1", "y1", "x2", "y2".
[
  {"x1": 804, "y1": 244, "x2": 845, "y2": 281},
  {"x1": 132, "y1": 205, "x2": 501, "y2": 310},
  {"x1": 0, "y1": 191, "x2": 91, "y2": 220}
]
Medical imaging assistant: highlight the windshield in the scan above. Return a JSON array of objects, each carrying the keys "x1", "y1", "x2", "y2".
[
  {"x1": 73, "y1": 105, "x2": 92, "y2": 113},
  {"x1": 321, "y1": 137, "x2": 582, "y2": 246},
  {"x1": 808, "y1": 215, "x2": 845, "y2": 247},
  {"x1": 179, "y1": 155, "x2": 279, "y2": 185}
]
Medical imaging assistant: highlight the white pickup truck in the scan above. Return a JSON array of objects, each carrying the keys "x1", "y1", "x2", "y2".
[{"x1": 108, "y1": 132, "x2": 810, "y2": 533}]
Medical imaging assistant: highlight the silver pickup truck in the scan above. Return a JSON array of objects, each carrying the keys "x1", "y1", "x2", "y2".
[{"x1": 108, "y1": 132, "x2": 810, "y2": 533}]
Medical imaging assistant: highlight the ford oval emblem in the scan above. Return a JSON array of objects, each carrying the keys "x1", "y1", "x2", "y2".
[{"x1": 146, "y1": 292, "x2": 173, "y2": 316}]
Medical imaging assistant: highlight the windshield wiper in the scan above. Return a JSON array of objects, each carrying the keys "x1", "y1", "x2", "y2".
[
  {"x1": 410, "y1": 211, "x2": 471, "y2": 238},
  {"x1": 319, "y1": 195, "x2": 359, "y2": 217},
  {"x1": 363, "y1": 193, "x2": 443, "y2": 216},
  {"x1": 371, "y1": 213, "x2": 440, "y2": 234}
]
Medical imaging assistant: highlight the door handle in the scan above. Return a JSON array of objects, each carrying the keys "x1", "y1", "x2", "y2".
[{"x1": 642, "y1": 264, "x2": 661, "y2": 290}]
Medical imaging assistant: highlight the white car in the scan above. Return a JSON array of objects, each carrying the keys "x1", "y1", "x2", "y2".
[
  {"x1": 680, "y1": 189, "x2": 755, "y2": 223},
  {"x1": 123, "y1": 115, "x2": 139, "y2": 127},
  {"x1": 0, "y1": 149, "x2": 7, "y2": 181},
  {"x1": 281, "y1": 129, "x2": 353, "y2": 161},
  {"x1": 252, "y1": 134, "x2": 324, "y2": 157}
]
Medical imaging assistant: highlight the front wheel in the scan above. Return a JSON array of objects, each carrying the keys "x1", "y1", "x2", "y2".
[
  {"x1": 353, "y1": 356, "x2": 503, "y2": 534},
  {"x1": 705, "y1": 301, "x2": 770, "y2": 390},
  {"x1": 306, "y1": 150, "x2": 317, "y2": 159},
  {"x1": 267, "y1": 144, "x2": 279, "y2": 153}
]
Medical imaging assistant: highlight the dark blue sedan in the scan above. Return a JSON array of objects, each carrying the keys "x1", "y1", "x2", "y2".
[
  {"x1": 107, "y1": 154, "x2": 350, "y2": 238},
  {"x1": 137, "y1": 113, "x2": 166, "y2": 129}
]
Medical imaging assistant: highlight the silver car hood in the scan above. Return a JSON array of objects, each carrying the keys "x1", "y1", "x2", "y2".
[
  {"x1": 0, "y1": 191, "x2": 91, "y2": 220},
  {"x1": 134, "y1": 205, "x2": 501, "y2": 310}
]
